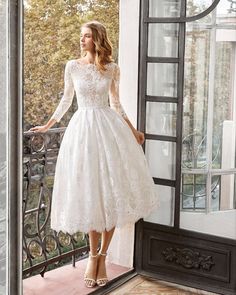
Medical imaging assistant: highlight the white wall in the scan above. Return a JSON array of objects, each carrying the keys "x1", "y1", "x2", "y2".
[
  {"x1": 118, "y1": 0, "x2": 140, "y2": 126},
  {"x1": 107, "y1": 0, "x2": 140, "y2": 268}
]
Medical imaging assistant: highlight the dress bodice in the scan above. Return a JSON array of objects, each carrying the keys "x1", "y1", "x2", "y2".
[{"x1": 50, "y1": 59, "x2": 128, "y2": 123}]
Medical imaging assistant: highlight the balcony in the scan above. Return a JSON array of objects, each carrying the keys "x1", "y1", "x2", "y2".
[
  {"x1": 22, "y1": 129, "x2": 219, "y2": 295},
  {"x1": 22, "y1": 128, "x2": 133, "y2": 293},
  {"x1": 23, "y1": 257, "x2": 132, "y2": 295}
]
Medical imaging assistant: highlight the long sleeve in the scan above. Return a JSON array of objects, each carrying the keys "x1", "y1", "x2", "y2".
[
  {"x1": 109, "y1": 64, "x2": 128, "y2": 119},
  {"x1": 50, "y1": 60, "x2": 75, "y2": 123}
]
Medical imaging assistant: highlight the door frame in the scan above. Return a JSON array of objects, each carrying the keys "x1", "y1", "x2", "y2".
[{"x1": 8, "y1": 0, "x2": 23, "y2": 294}]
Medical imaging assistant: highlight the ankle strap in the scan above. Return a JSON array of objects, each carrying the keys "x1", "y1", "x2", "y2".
[
  {"x1": 89, "y1": 251, "x2": 98, "y2": 258},
  {"x1": 99, "y1": 251, "x2": 107, "y2": 256}
]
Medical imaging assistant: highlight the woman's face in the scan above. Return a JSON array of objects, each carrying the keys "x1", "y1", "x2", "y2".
[{"x1": 80, "y1": 27, "x2": 95, "y2": 53}]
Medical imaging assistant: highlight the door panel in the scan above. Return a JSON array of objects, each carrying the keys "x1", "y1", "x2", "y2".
[
  {"x1": 149, "y1": 0, "x2": 181, "y2": 18},
  {"x1": 148, "y1": 23, "x2": 179, "y2": 58},
  {"x1": 144, "y1": 185, "x2": 175, "y2": 226},
  {"x1": 180, "y1": 0, "x2": 236, "y2": 238},
  {"x1": 145, "y1": 140, "x2": 176, "y2": 180},
  {"x1": 147, "y1": 63, "x2": 178, "y2": 97},
  {"x1": 145, "y1": 102, "x2": 177, "y2": 136},
  {"x1": 135, "y1": 1, "x2": 236, "y2": 294}
]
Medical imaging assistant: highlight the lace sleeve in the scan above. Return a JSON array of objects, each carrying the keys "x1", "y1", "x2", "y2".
[
  {"x1": 109, "y1": 64, "x2": 128, "y2": 119},
  {"x1": 50, "y1": 60, "x2": 75, "y2": 123}
]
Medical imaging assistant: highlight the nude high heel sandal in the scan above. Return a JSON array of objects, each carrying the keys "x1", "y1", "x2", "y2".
[
  {"x1": 96, "y1": 251, "x2": 109, "y2": 287},
  {"x1": 84, "y1": 251, "x2": 98, "y2": 288}
]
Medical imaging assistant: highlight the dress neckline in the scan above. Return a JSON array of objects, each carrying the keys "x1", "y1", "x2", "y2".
[
  {"x1": 75, "y1": 59, "x2": 95, "y2": 66},
  {"x1": 74, "y1": 59, "x2": 113, "y2": 68}
]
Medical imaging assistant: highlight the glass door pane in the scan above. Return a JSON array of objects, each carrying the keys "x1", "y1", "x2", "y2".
[
  {"x1": 144, "y1": 0, "x2": 179, "y2": 226},
  {"x1": 144, "y1": 185, "x2": 175, "y2": 226},
  {"x1": 146, "y1": 140, "x2": 176, "y2": 180},
  {"x1": 148, "y1": 23, "x2": 179, "y2": 58},
  {"x1": 186, "y1": 0, "x2": 213, "y2": 18},
  {"x1": 180, "y1": 1, "x2": 236, "y2": 239},
  {"x1": 149, "y1": 0, "x2": 181, "y2": 17},
  {"x1": 146, "y1": 102, "x2": 177, "y2": 136},
  {"x1": 147, "y1": 63, "x2": 178, "y2": 97}
]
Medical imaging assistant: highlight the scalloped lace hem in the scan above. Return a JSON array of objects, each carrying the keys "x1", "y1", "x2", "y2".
[{"x1": 51, "y1": 199, "x2": 160, "y2": 235}]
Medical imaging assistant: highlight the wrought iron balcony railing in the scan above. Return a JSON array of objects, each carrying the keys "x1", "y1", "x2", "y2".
[{"x1": 23, "y1": 128, "x2": 90, "y2": 279}]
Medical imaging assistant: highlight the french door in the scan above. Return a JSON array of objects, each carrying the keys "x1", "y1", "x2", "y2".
[{"x1": 135, "y1": 1, "x2": 236, "y2": 294}]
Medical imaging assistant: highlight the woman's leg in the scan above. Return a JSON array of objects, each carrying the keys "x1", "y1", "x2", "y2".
[
  {"x1": 84, "y1": 230, "x2": 101, "y2": 287},
  {"x1": 96, "y1": 227, "x2": 116, "y2": 285},
  {"x1": 89, "y1": 230, "x2": 101, "y2": 255},
  {"x1": 100, "y1": 227, "x2": 116, "y2": 253}
]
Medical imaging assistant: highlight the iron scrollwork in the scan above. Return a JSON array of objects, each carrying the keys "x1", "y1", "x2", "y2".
[
  {"x1": 23, "y1": 128, "x2": 90, "y2": 278},
  {"x1": 162, "y1": 247, "x2": 215, "y2": 271}
]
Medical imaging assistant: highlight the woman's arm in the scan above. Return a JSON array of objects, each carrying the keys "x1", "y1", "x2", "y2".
[
  {"x1": 29, "y1": 60, "x2": 75, "y2": 133},
  {"x1": 108, "y1": 64, "x2": 145, "y2": 145},
  {"x1": 29, "y1": 118, "x2": 57, "y2": 133}
]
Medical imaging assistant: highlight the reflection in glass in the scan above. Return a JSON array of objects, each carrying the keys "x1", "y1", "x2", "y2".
[
  {"x1": 212, "y1": 40, "x2": 236, "y2": 169},
  {"x1": 183, "y1": 25, "x2": 210, "y2": 170},
  {"x1": 148, "y1": 23, "x2": 179, "y2": 57},
  {"x1": 149, "y1": 0, "x2": 181, "y2": 18},
  {"x1": 186, "y1": 0, "x2": 212, "y2": 18},
  {"x1": 180, "y1": 173, "x2": 236, "y2": 239},
  {"x1": 145, "y1": 140, "x2": 176, "y2": 180},
  {"x1": 182, "y1": 4, "x2": 236, "y2": 185},
  {"x1": 147, "y1": 63, "x2": 178, "y2": 97},
  {"x1": 181, "y1": 174, "x2": 220, "y2": 210},
  {"x1": 146, "y1": 102, "x2": 177, "y2": 136},
  {"x1": 182, "y1": 130, "x2": 207, "y2": 170},
  {"x1": 180, "y1": 0, "x2": 236, "y2": 239},
  {"x1": 144, "y1": 185, "x2": 175, "y2": 226},
  {"x1": 182, "y1": 174, "x2": 207, "y2": 210}
]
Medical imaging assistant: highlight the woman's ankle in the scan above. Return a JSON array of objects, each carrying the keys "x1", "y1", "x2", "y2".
[{"x1": 89, "y1": 251, "x2": 98, "y2": 257}]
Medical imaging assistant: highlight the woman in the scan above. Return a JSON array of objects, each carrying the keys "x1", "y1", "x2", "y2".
[{"x1": 29, "y1": 20, "x2": 159, "y2": 288}]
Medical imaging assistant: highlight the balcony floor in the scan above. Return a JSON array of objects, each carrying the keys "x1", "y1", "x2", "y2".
[
  {"x1": 23, "y1": 257, "x2": 131, "y2": 295},
  {"x1": 23, "y1": 256, "x2": 219, "y2": 295},
  {"x1": 23, "y1": 259, "x2": 218, "y2": 295}
]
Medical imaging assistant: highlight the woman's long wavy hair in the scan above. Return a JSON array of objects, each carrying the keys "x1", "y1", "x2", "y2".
[{"x1": 81, "y1": 21, "x2": 114, "y2": 73}]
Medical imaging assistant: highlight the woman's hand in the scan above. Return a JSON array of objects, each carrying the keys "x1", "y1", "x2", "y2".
[
  {"x1": 133, "y1": 129, "x2": 145, "y2": 145},
  {"x1": 122, "y1": 117, "x2": 145, "y2": 145},
  {"x1": 28, "y1": 125, "x2": 49, "y2": 133}
]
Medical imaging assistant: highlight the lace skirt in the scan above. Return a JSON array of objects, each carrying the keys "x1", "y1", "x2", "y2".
[{"x1": 50, "y1": 106, "x2": 159, "y2": 234}]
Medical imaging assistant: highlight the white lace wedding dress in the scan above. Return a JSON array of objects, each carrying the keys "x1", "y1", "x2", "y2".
[{"x1": 50, "y1": 59, "x2": 160, "y2": 235}]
